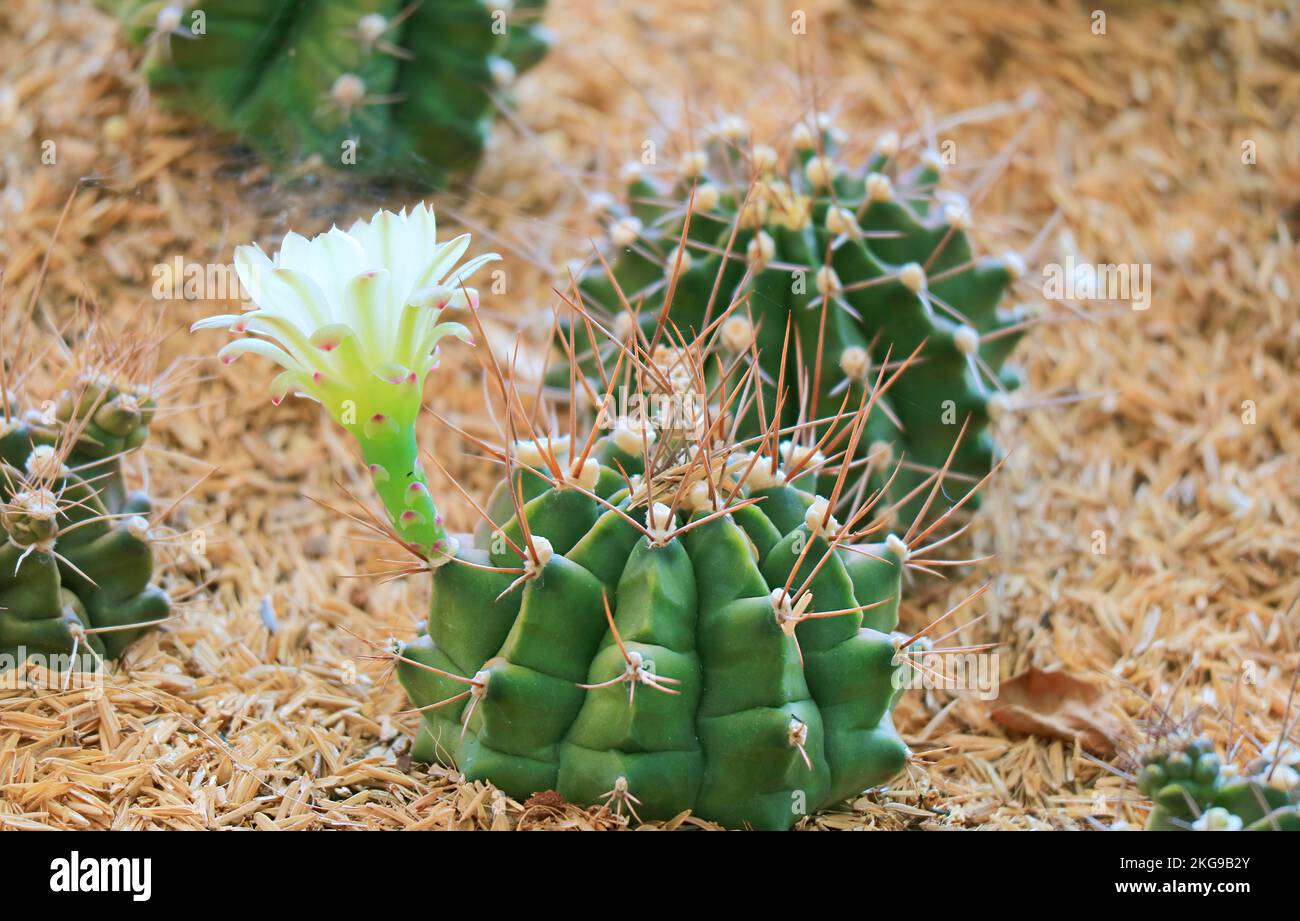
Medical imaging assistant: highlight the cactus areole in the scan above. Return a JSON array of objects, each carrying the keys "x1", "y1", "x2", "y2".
[{"x1": 101, "y1": 0, "x2": 551, "y2": 187}]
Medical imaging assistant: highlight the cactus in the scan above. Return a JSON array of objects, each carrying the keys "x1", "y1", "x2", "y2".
[
  {"x1": 0, "y1": 375, "x2": 170, "y2": 669},
  {"x1": 387, "y1": 321, "x2": 992, "y2": 829},
  {"x1": 563, "y1": 114, "x2": 1031, "y2": 519},
  {"x1": 199, "y1": 202, "x2": 993, "y2": 829},
  {"x1": 1137, "y1": 735, "x2": 1300, "y2": 830},
  {"x1": 100, "y1": 1, "x2": 550, "y2": 187}
]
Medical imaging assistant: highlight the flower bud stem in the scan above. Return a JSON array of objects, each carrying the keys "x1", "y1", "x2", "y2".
[{"x1": 356, "y1": 425, "x2": 453, "y2": 562}]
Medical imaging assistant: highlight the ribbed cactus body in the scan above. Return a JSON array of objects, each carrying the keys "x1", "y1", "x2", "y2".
[
  {"x1": 103, "y1": 0, "x2": 549, "y2": 187},
  {"x1": 0, "y1": 381, "x2": 169, "y2": 667},
  {"x1": 396, "y1": 434, "x2": 916, "y2": 830},
  {"x1": 1138, "y1": 737, "x2": 1300, "y2": 831},
  {"x1": 569, "y1": 124, "x2": 1028, "y2": 517}
]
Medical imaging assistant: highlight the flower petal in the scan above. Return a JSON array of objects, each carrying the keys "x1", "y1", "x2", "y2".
[
  {"x1": 217, "y1": 338, "x2": 301, "y2": 371},
  {"x1": 342, "y1": 270, "x2": 398, "y2": 364},
  {"x1": 234, "y1": 244, "x2": 274, "y2": 303},
  {"x1": 308, "y1": 322, "x2": 356, "y2": 352},
  {"x1": 265, "y1": 267, "x2": 333, "y2": 328},
  {"x1": 189, "y1": 314, "x2": 246, "y2": 332},
  {"x1": 441, "y1": 252, "x2": 502, "y2": 289},
  {"x1": 415, "y1": 233, "x2": 472, "y2": 289}
]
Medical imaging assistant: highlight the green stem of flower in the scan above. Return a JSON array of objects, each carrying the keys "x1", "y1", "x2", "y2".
[{"x1": 354, "y1": 422, "x2": 453, "y2": 562}]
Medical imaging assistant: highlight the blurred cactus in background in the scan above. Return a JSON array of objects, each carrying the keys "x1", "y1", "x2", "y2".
[
  {"x1": 564, "y1": 113, "x2": 1030, "y2": 521},
  {"x1": 100, "y1": 1, "x2": 550, "y2": 187},
  {"x1": 1138, "y1": 735, "x2": 1300, "y2": 831}
]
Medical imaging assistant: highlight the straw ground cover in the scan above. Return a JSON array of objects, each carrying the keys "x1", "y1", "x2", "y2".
[{"x1": 0, "y1": 0, "x2": 1296, "y2": 829}]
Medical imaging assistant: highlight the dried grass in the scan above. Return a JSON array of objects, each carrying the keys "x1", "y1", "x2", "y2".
[{"x1": 0, "y1": 0, "x2": 1296, "y2": 830}]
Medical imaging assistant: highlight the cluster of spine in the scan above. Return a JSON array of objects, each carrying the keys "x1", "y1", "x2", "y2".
[
  {"x1": 1137, "y1": 735, "x2": 1300, "y2": 831},
  {"x1": 566, "y1": 114, "x2": 1029, "y2": 518},
  {"x1": 385, "y1": 316, "x2": 989, "y2": 829},
  {"x1": 101, "y1": 0, "x2": 550, "y2": 187},
  {"x1": 0, "y1": 378, "x2": 169, "y2": 667}
]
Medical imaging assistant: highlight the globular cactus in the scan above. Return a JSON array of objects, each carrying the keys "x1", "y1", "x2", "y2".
[
  {"x1": 0, "y1": 375, "x2": 170, "y2": 668},
  {"x1": 565, "y1": 113, "x2": 1030, "y2": 519},
  {"x1": 391, "y1": 324, "x2": 989, "y2": 830},
  {"x1": 200, "y1": 202, "x2": 991, "y2": 829},
  {"x1": 100, "y1": 0, "x2": 550, "y2": 187},
  {"x1": 1137, "y1": 735, "x2": 1300, "y2": 831}
]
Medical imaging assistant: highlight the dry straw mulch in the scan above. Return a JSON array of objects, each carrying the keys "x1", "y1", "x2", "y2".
[{"x1": 0, "y1": 0, "x2": 1296, "y2": 830}]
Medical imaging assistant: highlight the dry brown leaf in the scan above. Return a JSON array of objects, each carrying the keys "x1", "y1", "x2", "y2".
[{"x1": 990, "y1": 668, "x2": 1124, "y2": 756}]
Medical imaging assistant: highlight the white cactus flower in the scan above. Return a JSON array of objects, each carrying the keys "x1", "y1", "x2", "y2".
[
  {"x1": 192, "y1": 204, "x2": 498, "y2": 562},
  {"x1": 193, "y1": 203, "x2": 499, "y2": 428}
]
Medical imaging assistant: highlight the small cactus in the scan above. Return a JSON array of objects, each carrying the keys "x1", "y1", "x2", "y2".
[
  {"x1": 1137, "y1": 735, "x2": 1300, "y2": 831},
  {"x1": 0, "y1": 372, "x2": 170, "y2": 668},
  {"x1": 100, "y1": 1, "x2": 550, "y2": 187},
  {"x1": 564, "y1": 113, "x2": 1031, "y2": 518}
]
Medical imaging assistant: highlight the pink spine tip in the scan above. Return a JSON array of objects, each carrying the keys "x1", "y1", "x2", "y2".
[
  {"x1": 371, "y1": 413, "x2": 386, "y2": 422},
  {"x1": 408, "y1": 481, "x2": 427, "y2": 494}
]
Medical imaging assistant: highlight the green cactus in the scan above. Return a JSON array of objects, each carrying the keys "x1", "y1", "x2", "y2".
[
  {"x1": 390, "y1": 332, "x2": 988, "y2": 830},
  {"x1": 0, "y1": 377, "x2": 170, "y2": 669},
  {"x1": 1137, "y1": 736, "x2": 1300, "y2": 830},
  {"x1": 100, "y1": 0, "x2": 550, "y2": 187},
  {"x1": 197, "y1": 202, "x2": 991, "y2": 829},
  {"x1": 563, "y1": 115, "x2": 1029, "y2": 519}
]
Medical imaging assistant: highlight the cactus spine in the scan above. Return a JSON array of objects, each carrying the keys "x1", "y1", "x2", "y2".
[{"x1": 101, "y1": 1, "x2": 550, "y2": 187}]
